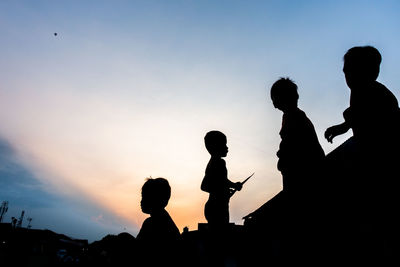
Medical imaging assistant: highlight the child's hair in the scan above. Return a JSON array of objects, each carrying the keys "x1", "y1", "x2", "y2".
[
  {"x1": 343, "y1": 46, "x2": 381, "y2": 80},
  {"x1": 204, "y1": 131, "x2": 226, "y2": 154},
  {"x1": 142, "y1": 177, "x2": 171, "y2": 208},
  {"x1": 270, "y1": 77, "x2": 299, "y2": 102}
]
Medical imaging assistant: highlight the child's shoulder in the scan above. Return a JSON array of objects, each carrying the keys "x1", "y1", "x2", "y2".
[
  {"x1": 283, "y1": 108, "x2": 309, "y2": 123},
  {"x1": 205, "y1": 157, "x2": 226, "y2": 174},
  {"x1": 376, "y1": 82, "x2": 398, "y2": 100},
  {"x1": 364, "y1": 81, "x2": 399, "y2": 108}
]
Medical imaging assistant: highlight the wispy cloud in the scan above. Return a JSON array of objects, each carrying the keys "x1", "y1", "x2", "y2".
[{"x1": 0, "y1": 137, "x2": 139, "y2": 242}]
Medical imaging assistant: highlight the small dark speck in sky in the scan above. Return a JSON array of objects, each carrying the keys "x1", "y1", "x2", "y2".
[{"x1": 54, "y1": 32, "x2": 58, "y2": 36}]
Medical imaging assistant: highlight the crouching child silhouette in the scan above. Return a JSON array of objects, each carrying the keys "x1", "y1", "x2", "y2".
[
  {"x1": 324, "y1": 46, "x2": 400, "y2": 265},
  {"x1": 136, "y1": 177, "x2": 181, "y2": 266}
]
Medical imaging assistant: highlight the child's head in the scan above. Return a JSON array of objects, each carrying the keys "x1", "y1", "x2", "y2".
[
  {"x1": 204, "y1": 131, "x2": 228, "y2": 157},
  {"x1": 343, "y1": 46, "x2": 381, "y2": 88},
  {"x1": 140, "y1": 177, "x2": 171, "y2": 214},
  {"x1": 270, "y1": 78, "x2": 299, "y2": 112}
]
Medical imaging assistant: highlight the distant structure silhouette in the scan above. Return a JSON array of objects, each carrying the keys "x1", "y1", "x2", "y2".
[
  {"x1": 10, "y1": 216, "x2": 17, "y2": 228},
  {"x1": 16, "y1": 210, "x2": 24, "y2": 228},
  {"x1": 26, "y1": 218, "x2": 32, "y2": 229},
  {"x1": 0, "y1": 201, "x2": 8, "y2": 223},
  {"x1": 89, "y1": 232, "x2": 136, "y2": 266},
  {"x1": 136, "y1": 177, "x2": 181, "y2": 266},
  {"x1": 201, "y1": 131, "x2": 242, "y2": 228},
  {"x1": 0, "y1": 223, "x2": 89, "y2": 266},
  {"x1": 324, "y1": 45, "x2": 400, "y2": 265}
]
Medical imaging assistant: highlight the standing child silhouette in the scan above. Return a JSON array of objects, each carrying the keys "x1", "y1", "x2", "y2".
[
  {"x1": 271, "y1": 77, "x2": 325, "y2": 264},
  {"x1": 201, "y1": 131, "x2": 242, "y2": 229},
  {"x1": 271, "y1": 78, "x2": 325, "y2": 202}
]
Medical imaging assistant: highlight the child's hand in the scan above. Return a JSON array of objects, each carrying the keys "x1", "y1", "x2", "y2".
[
  {"x1": 324, "y1": 126, "x2": 338, "y2": 143},
  {"x1": 324, "y1": 123, "x2": 349, "y2": 143},
  {"x1": 235, "y1": 182, "x2": 243, "y2": 191}
]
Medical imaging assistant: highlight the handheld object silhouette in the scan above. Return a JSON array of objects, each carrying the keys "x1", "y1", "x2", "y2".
[{"x1": 229, "y1": 172, "x2": 254, "y2": 197}]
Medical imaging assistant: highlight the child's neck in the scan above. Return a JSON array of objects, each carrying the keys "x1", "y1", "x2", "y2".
[
  {"x1": 350, "y1": 80, "x2": 376, "y2": 91},
  {"x1": 283, "y1": 106, "x2": 298, "y2": 114},
  {"x1": 150, "y1": 208, "x2": 166, "y2": 217}
]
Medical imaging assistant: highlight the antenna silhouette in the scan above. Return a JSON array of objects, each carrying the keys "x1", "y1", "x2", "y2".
[
  {"x1": 27, "y1": 217, "x2": 33, "y2": 229},
  {"x1": 16, "y1": 210, "x2": 25, "y2": 228},
  {"x1": 11, "y1": 217, "x2": 17, "y2": 228},
  {"x1": 0, "y1": 201, "x2": 8, "y2": 222}
]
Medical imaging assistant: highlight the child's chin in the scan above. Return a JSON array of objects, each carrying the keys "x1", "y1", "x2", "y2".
[{"x1": 141, "y1": 208, "x2": 151, "y2": 214}]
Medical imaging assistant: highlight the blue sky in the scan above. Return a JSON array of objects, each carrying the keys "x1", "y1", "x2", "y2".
[{"x1": 0, "y1": 0, "x2": 399, "y2": 242}]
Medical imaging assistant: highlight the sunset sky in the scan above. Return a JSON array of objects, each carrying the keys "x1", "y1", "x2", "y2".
[{"x1": 1, "y1": 0, "x2": 400, "y2": 242}]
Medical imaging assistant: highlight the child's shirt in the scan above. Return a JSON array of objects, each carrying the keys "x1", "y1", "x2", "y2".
[
  {"x1": 278, "y1": 108, "x2": 325, "y2": 192},
  {"x1": 201, "y1": 157, "x2": 230, "y2": 203},
  {"x1": 137, "y1": 209, "x2": 180, "y2": 244},
  {"x1": 136, "y1": 210, "x2": 181, "y2": 265},
  {"x1": 344, "y1": 81, "x2": 399, "y2": 143}
]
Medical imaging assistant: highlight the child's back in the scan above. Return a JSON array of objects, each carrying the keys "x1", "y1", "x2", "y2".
[
  {"x1": 136, "y1": 208, "x2": 180, "y2": 243},
  {"x1": 278, "y1": 107, "x2": 325, "y2": 193},
  {"x1": 347, "y1": 80, "x2": 399, "y2": 143},
  {"x1": 270, "y1": 78, "x2": 325, "y2": 196}
]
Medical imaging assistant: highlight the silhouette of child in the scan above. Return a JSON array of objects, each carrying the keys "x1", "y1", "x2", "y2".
[
  {"x1": 323, "y1": 46, "x2": 400, "y2": 264},
  {"x1": 242, "y1": 78, "x2": 325, "y2": 266},
  {"x1": 271, "y1": 78, "x2": 325, "y2": 198},
  {"x1": 324, "y1": 46, "x2": 399, "y2": 208},
  {"x1": 325, "y1": 46, "x2": 399, "y2": 145},
  {"x1": 137, "y1": 177, "x2": 181, "y2": 266},
  {"x1": 269, "y1": 77, "x2": 326, "y2": 264},
  {"x1": 201, "y1": 131, "x2": 242, "y2": 228}
]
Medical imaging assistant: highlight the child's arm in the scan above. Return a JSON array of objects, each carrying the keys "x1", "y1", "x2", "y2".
[
  {"x1": 324, "y1": 122, "x2": 350, "y2": 143},
  {"x1": 325, "y1": 107, "x2": 351, "y2": 143}
]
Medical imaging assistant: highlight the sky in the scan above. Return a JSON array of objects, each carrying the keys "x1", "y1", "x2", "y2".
[{"x1": 0, "y1": 0, "x2": 400, "y2": 242}]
